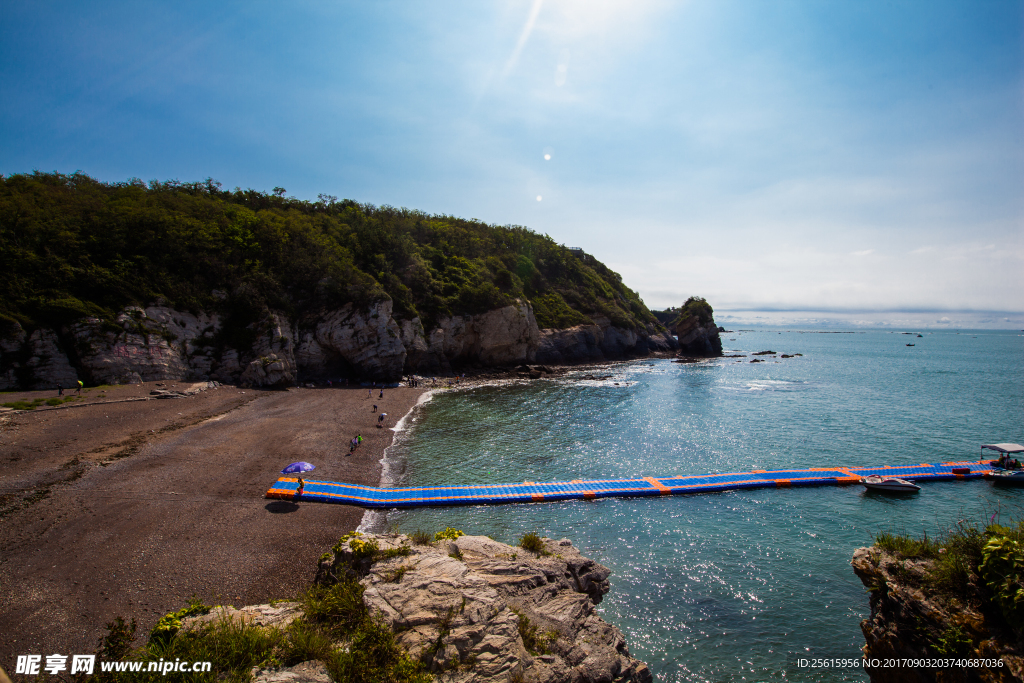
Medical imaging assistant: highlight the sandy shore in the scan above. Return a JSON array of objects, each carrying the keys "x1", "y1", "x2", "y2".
[{"x1": 0, "y1": 381, "x2": 427, "y2": 665}]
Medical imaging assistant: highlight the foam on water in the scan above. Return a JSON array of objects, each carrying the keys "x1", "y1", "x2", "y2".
[{"x1": 357, "y1": 390, "x2": 435, "y2": 533}]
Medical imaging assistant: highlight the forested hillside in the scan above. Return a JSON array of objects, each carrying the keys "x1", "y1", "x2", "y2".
[{"x1": 0, "y1": 172, "x2": 659, "y2": 337}]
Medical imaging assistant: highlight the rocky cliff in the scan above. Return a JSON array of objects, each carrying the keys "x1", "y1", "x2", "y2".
[
  {"x1": 305, "y1": 532, "x2": 649, "y2": 682},
  {"x1": 0, "y1": 299, "x2": 678, "y2": 390},
  {"x1": 674, "y1": 316, "x2": 722, "y2": 358},
  {"x1": 851, "y1": 546, "x2": 1024, "y2": 682}
]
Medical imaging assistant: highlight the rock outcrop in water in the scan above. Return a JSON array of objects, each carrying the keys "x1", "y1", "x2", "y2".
[
  {"x1": 851, "y1": 546, "x2": 1024, "y2": 682},
  {"x1": 674, "y1": 315, "x2": 722, "y2": 357},
  {"x1": 0, "y1": 299, "x2": 678, "y2": 389},
  {"x1": 654, "y1": 297, "x2": 723, "y2": 359}
]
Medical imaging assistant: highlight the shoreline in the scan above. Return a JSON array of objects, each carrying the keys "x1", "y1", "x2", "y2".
[{"x1": 357, "y1": 389, "x2": 436, "y2": 533}]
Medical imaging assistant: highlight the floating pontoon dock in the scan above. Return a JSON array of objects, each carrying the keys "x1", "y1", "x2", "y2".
[{"x1": 266, "y1": 460, "x2": 1001, "y2": 509}]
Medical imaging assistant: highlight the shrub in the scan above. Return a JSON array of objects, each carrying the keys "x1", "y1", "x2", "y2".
[
  {"x1": 876, "y1": 518, "x2": 1024, "y2": 616},
  {"x1": 510, "y1": 608, "x2": 558, "y2": 655},
  {"x1": 980, "y1": 535, "x2": 1024, "y2": 630},
  {"x1": 96, "y1": 616, "x2": 137, "y2": 663},
  {"x1": 678, "y1": 296, "x2": 714, "y2": 325},
  {"x1": 876, "y1": 530, "x2": 941, "y2": 559},
  {"x1": 519, "y1": 532, "x2": 548, "y2": 555},
  {"x1": 935, "y1": 625, "x2": 974, "y2": 657},
  {"x1": 149, "y1": 598, "x2": 211, "y2": 644},
  {"x1": 435, "y1": 527, "x2": 464, "y2": 541},
  {"x1": 301, "y1": 580, "x2": 368, "y2": 638},
  {"x1": 410, "y1": 529, "x2": 432, "y2": 545}
]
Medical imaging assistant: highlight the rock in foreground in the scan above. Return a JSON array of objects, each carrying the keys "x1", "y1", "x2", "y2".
[
  {"x1": 851, "y1": 546, "x2": 1024, "y2": 682},
  {"x1": 318, "y1": 533, "x2": 652, "y2": 683}
]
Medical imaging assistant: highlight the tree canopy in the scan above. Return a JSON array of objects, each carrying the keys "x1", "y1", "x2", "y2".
[
  {"x1": 652, "y1": 297, "x2": 716, "y2": 328},
  {"x1": 0, "y1": 172, "x2": 660, "y2": 337}
]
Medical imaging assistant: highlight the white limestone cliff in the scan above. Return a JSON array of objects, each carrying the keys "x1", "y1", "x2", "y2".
[{"x1": 0, "y1": 297, "x2": 676, "y2": 390}]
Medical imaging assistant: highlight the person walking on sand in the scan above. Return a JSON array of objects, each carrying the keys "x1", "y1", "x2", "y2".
[
  {"x1": 357, "y1": 434, "x2": 363, "y2": 446},
  {"x1": 76, "y1": 380, "x2": 83, "y2": 395},
  {"x1": 57, "y1": 383, "x2": 63, "y2": 397},
  {"x1": 367, "y1": 387, "x2": 372, "y2": 398},
  {"x1": 379, "y1": 388, "x2": 384, "y2": 399}
]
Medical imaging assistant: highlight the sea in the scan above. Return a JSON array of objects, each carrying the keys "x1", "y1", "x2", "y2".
[{"x1": 366, "y1": 328, "x2": 1024, "y2": 682}]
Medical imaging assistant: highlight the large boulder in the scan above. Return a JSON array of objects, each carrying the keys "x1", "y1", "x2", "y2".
[{"x1": 319, "y1": 533, "x2": 652, "y2": 683}]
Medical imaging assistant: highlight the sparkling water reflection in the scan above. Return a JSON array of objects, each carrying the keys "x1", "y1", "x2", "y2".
[{"x1": 379, "y1": 329, "x2": 1024, "y2": 682}]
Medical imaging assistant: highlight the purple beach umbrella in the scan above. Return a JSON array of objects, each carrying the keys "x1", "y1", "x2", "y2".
[{"x1": 281, "y1": 461, "x2": 315, "y2": 475}]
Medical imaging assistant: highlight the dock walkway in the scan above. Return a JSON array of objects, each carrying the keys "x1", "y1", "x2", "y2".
[{"x1": 266, "y1": 460, "x2": 998, "y2": 509}]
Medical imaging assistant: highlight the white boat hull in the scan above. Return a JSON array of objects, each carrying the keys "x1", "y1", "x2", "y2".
[{"x1": 860, "y1": 476, "x2": 921, "y2": 493}]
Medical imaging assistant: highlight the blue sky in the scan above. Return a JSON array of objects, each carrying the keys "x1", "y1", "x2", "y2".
[{"x1": 2, "y1": 1, "x2": 1021, "y2": 327}]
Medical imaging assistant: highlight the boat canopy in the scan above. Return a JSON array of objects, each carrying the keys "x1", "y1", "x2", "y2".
[{"x1": 982, "y1": 443, "x2": 1024, "y2": 454}]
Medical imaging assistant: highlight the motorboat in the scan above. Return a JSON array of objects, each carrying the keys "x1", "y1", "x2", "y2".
[
  {"x1": 981, "y1": 443, "x2": 1024, "y2": 469},
  {"x1": 860, "y1": 475, "x2": 921, "y2": 493},
  {"x1": 988, "y1": 470, "x2": 1024, "y2": 486}
]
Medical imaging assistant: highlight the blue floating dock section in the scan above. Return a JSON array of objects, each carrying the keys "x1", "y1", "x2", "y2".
[{"x1": 266, "y1": 460, "x2": 999, "y2": 509}]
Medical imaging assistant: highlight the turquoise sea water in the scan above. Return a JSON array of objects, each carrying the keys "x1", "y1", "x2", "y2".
[{"x1": 376, "y1": 329, "x2": 1024, "y2": 682}]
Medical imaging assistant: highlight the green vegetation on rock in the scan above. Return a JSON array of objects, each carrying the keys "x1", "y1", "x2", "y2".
[
  {"x1": 652, "y1": 296, "x2": 715, "y2": 328},
  {"x1": 876, "y1": 519, "x2": 1024, "y2": 621},
  {"x1": 95, "y1": 536, "x2": 429, "y2": 683},
  {"x1": 0, "y1": 171, "x2": 659, "y2": 337},
  {"x1": 518, "y1": 532, "x2": 549, "y2": 556}
]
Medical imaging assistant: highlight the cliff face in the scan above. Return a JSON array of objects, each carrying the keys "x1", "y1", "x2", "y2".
[
  {"x1": 0, "y1": 299, "x2": 678, "y2": 389},
  {"x1": 851, "y1": 547, "x2": 1024, "y2": 682},
  {"x1": 674, "y1": 315, "x2": 722, "y2": 357},
  {"x1": 315, "y1": 533, "x2": 652, "y2": 683}
]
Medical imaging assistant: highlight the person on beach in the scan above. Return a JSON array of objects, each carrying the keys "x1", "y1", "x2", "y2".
[
  {"x1": 357, "y1": 434, "x2": 363, "y2": 445},
  {"x1": 57, "y1": 383, "x2": 63, "y2": 397},
  {"x1": 77, "y1": 380, "x2": 83, "y2": 395},
  {"x1": 296, "y1": 477, "x2": 305, "y2": 498},
  {"x1": 367, "y1": 387, "x2": 372, "y2": 398},
  {"x1": 377, "y1": 412, "x2": 387, "y2": 427},
  {"x1": 379, "y1": 388, "x2": 384, "y2": 399},
  {"x1": 372, "y1": 404, "x2": 377, "y2": 413}
]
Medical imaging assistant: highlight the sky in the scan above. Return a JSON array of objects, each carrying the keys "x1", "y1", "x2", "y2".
[{"x1": 2, "y1": 1, "x2": 1022, "y2": 328}]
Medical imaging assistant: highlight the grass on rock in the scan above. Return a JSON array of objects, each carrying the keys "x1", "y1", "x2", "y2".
[{"x1": 875, "y1": 517, "x2": 1024, "y2": 629}]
